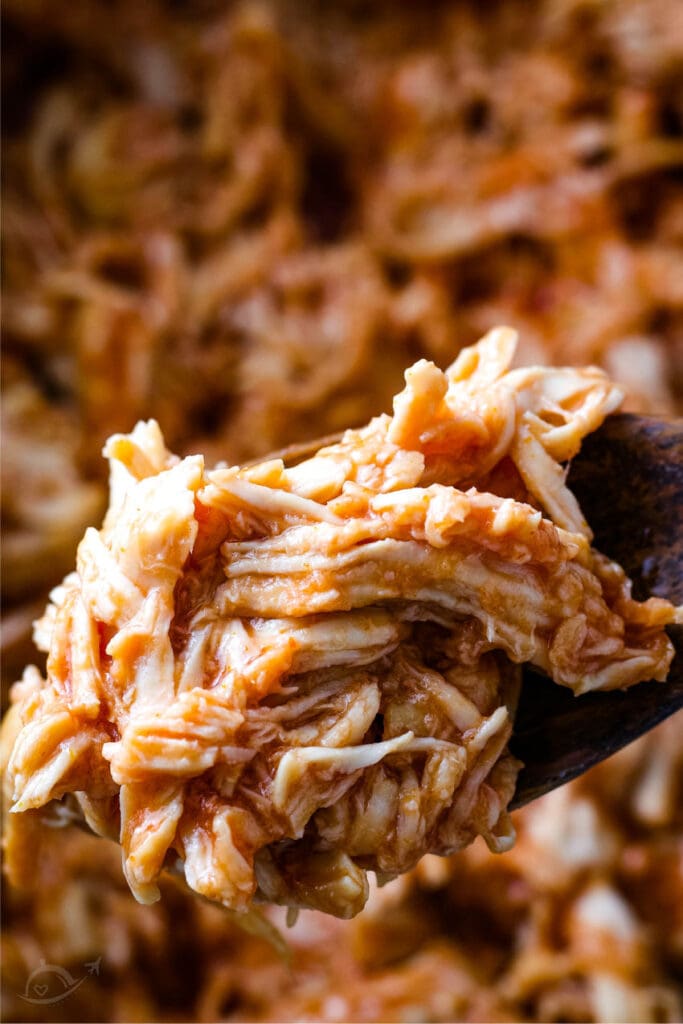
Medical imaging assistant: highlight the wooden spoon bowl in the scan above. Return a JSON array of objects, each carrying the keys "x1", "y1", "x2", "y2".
[{"x1": 510, "y1": 414, "x2": 683, "y2": 807}]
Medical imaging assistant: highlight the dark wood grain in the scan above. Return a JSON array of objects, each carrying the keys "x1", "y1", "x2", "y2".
[{"x1": 510, "y1": 414, "x2": 683, "y2": 808}]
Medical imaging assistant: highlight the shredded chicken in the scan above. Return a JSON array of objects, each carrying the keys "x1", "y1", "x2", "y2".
[
  {"x1": 3, "y1": 2, "x2": 683, "y2": 1017},
  {"x1": 4, "y1": 329, "x2": 679, "y2": 920},
  {"x1": 4, "y1": 0, "x2": 683, "y2": 640},
  {"x1": 4, "y1": 715, "x2": 682, "y2": 1023}
]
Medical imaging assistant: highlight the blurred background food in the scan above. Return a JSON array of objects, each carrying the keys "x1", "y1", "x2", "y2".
[{"x1": 2, "y1": 0, "x2": 682, "y2": 1020}]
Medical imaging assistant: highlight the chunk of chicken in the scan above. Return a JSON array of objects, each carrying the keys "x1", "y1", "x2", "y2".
[{"x1": 3, "y1": 328, "x2": 679, "y2": 919}]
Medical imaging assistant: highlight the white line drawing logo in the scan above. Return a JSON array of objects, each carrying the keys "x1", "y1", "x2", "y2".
[{"x1": 19, "y1": 957, "x2": 101, "y2": 1005}]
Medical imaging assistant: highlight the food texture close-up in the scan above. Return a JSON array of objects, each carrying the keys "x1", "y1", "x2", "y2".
[{"x1": 2, "y1": 1, "x2": 682, "y2": 1022}]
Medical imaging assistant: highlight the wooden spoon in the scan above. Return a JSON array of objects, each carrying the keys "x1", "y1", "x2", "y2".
[
  {"x1": 510, "y1": 413, "x2": 683, "y2": 807},
  {"x1": 265, "y1": 413, "x2": 683, "y2": 807}
]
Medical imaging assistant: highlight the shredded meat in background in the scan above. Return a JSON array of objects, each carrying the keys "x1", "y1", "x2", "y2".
[
  {"x1": 2, "y1": 0, "x2": 682, "y2": 1020},
  {"x1": 3, "y1": 0, "x2": 683, "y2": 646},
  {"x1": 3, "y1": 718, "x2": 682, "y2": 1023}
]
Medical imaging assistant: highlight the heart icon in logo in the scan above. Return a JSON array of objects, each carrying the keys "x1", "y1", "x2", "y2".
[{"x1": 21, "y1": 959, "x2": 92, "y2": 1004}]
